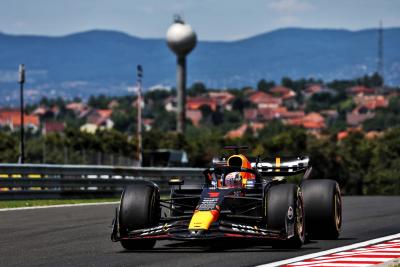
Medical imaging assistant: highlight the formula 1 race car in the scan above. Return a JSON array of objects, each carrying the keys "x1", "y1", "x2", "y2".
[{"x1": 111, "y1": 146, "x2": 342, "y2": 250}]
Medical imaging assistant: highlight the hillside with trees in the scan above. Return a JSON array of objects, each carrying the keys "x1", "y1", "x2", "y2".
[{"x1": 0, "y1": 73, "x2": 399, "y2": 194}]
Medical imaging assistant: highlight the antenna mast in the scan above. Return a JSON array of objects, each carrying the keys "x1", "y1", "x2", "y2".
[{"x1": 377, "y1": 20, "x2": 384, "y2": 90}]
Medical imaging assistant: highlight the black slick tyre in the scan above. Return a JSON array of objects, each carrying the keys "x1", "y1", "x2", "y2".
[
  {"x1": 301, "y1": 179, "x2": 342, "y2": 239},
  {"x1": 119, "y1": 181, "x2": 160, "y2": 250},
  {"x1": 266, "y1": 183, "x2": 305, "y2": 249}
]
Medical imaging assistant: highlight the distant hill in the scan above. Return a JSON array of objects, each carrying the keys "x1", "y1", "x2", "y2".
[{"x1": 0, "y1": 27, "x2": 399, "y2": 104}]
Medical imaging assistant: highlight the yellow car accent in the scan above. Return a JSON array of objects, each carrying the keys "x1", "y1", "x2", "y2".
[
  {"x1": 276, "y1": 157, "x2": 281, "y2": 172},
  {"x1": 188, "y1": 211, "x2": 215, "y2": 230}
]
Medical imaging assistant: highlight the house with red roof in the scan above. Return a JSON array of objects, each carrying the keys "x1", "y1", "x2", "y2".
[
  {"x1": 270, "y1": 86, "x2": 296, "y2": 99},
  {"x1": 354, "y1": 95, "x2": 388, "y2": 110},
  {"x1": 286, "y1": 112, "x2": 326, "y2": 133},
  {"x1": 186, "y1": 97, "x2": 217, "y2": 111},
  {"x1": 270, "y1": 85, "x2": 298, "y2": 108},
  {"x1": 66, "y1": 102, "x2": 87, "y2": 115},
  {"x1": 248, "y1": 91, "x2": 282, "y2": 109},
  {"x1": 87, "y1": 109, "x2": 113, "y2": 126},
  {"x1": 348, "y1": 85, "x2": 376, "y2": 95},
  {"x1": 80, "y1": 109, "x2": 114, "y2": 133},
  {"x1": 0, "y1": 109, "x2": 40, "y2": 131},
  {"x1": 304, "y1": 84, "x2": 337, "y2": 99},
  {"x1": 208, "y1": 91, "x2": 235, "y2": 110},
  {"x1": 304, "y1": 84, "x2": 323, "y2": 97}
]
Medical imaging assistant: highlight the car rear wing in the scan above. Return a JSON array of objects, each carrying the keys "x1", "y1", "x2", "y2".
[{"x1": 251, "y1": 156, "x2": 311, "y2": 176}]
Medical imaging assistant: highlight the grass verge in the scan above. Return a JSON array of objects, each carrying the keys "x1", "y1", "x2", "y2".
[{"x1": 0, "y1": 198, "x2": 119, "y2": 209}]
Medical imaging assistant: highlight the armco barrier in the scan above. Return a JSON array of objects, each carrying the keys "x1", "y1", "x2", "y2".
[{"x1": 0, "y1": 164, "x2": 204, "y2": 200}]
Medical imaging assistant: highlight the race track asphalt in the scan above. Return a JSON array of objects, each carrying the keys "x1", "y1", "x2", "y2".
[{"x1": 0, "y1": 196, "x2": 399, "y2": 267}]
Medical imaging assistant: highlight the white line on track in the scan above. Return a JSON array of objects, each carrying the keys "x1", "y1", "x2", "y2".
[
  {"x1": 256, "y1": 232, "x2": 400, "y2": 267},
  {"x1": 0, "y1": 201, "x2": 119, "y2": 211}
]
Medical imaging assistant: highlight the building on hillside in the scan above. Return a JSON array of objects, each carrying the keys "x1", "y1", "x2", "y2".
[
  {"x1": 80, "y1": 123, "x2": 98, "y2": 133},
  {"x1": 80, "y1": 109, "x2": 114, "y2": 133},
  {"x1": 244, "y1": 106, "x2": 304, "y2": 123},
  {"x1": 248, "y1": 91, "x2": 282, "y2": 109},
  {"x1": 348, "y1": 85, "x2": 376, "y2": 96},
  {"x1": 346, "y1": 107, "x2": 375, "y2": 127},
  {"x1": 208, "y1": 91, "x2": 235, "y2": 110},
  {"x1": 0, "y1": 109, "x2": 40, "y2": 132},
  {"x1": 345, "y1": 94, "x2": 388, "y2": 128},
  {"x1": 186, "y1": 97, "x2": 217, "y2": 111},
  {"x1": 108, "y1": 100, "x2": 119, "y2": 109},
  {"x1": 32, "y1": 105, "x2": 62, "y2": 123},
  {"x1": 270, "y1": 86, "x2": 297, "y2": 107},
  {"x1": 286, "y1": 112, "x2": 326, "y2": 134},
  {"x1": 353, "y1": 95, "x2": 388, "y2": 109},
  {"x1": 281, "y1": 110, "x2": 306, "y2": 120},
  {"x1": 32, "y1": 106, "x2": 47, "y2": 116},
  {"x1": 225, "y1": 122, "x2": 265, "y2": 139},
  {"x1": 304, "y1": 84, "x2": 337, "y2": 99},
  {"x1": 66, "y1": 102, "x2": 87, "y2": 115},
  {"x1": 304, "y1": 84, "x2": 323, "y2": 98},
  {"x1": 42, "y1": 121, "x2": 65, "y2": 135}
]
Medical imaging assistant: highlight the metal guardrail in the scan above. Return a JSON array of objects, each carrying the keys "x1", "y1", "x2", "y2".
[{"x1": 0, "y1": 164, "x2": 204, "y2": 200}]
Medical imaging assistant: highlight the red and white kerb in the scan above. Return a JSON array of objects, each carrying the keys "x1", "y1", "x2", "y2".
[{"x1": 283, "y1": 239, "x2": 400, "y2": 267}]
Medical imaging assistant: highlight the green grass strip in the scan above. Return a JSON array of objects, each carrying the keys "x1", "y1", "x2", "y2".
[{"x1": 0, "y1": 198, "x2": 119, "y2": 209}]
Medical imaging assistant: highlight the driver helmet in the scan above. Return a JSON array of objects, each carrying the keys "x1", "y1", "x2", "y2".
[{"x1": 225, "y1": 172, "x2": 242, "y2": 188}]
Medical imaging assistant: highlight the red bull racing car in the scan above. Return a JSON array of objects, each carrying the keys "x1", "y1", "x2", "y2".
[{"x1": 111, "y1": 146, "x2": 342, "y2": 250}]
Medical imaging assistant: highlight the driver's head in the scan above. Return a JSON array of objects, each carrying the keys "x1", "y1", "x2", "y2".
[{"x1": 225, "y1": 172, "x2": 242, "y2": 187}]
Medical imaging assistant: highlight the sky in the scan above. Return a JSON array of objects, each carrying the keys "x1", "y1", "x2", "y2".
[{"x1": 1, "y1": 0, "x2": 400, "y2": 41}]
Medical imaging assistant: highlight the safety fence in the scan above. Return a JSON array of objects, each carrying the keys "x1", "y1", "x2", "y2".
[{"x1": 0, "y1": 164, "x2": 204, "y2": 200}]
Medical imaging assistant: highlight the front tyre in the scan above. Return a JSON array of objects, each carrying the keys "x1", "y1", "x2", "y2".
[{"x1": 119, "y1": 181, "x2": 160, "y2": 250}]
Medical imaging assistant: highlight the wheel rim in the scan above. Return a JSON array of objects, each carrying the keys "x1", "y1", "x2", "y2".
[
  {"x1": 334, "y1": 189, "x2": 342, "y2": 231},
  {"x1": 296, "y1": 196, "x2": 305, "y2": 240}
]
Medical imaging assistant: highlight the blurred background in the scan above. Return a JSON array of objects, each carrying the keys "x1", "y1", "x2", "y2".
[{"x1": 0, "y1": 0, "x2": 400, "y2": 195}]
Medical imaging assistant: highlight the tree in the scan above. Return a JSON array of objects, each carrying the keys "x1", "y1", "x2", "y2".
[
  {"x1": 188, "y1": 82, "x2": 207, "y2": 96},
  {"x1": 88, "y1": 94, "x2": 111, "y2": 109},
  {"x1": 364, "y1": 129, "x2": 400, "y2": 194},
  {"x1": 338, "y1": 132, "x2": 374, "y2": 195},
  {"x1": 363, "y1": 96, "x2": 400, "y2": 131},
  {"x1": 257, "y1": 79, "x2": 275, "y2": 92},
  {"x1": 281, "y1": 77, "x2": 294, "y2": 89},
  {"x1": 199, "y1": 105, "x2": 213, "y2": 125},
  {"x1": 0, "y1": 132, "x2": 18, "y2": 163}
]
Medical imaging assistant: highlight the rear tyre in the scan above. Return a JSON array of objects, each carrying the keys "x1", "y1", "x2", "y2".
[
  {"x1": 301, "y1": 179, "x2": 342, "y2": 239},
  {"x1": 119, "y1": 181, "x2": 160, "y2": 250},
  {"x1": 266, "y1": 184, "x2": 305, "y2": 249}
]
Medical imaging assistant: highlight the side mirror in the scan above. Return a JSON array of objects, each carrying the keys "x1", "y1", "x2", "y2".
[{"x1": 169, "y1": 177, "x2": 184, "y2": 186}]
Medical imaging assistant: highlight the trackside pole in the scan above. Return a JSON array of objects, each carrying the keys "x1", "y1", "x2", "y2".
[{"x1": 18, "y1": 64, "x2": 25, "y2": 164}]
